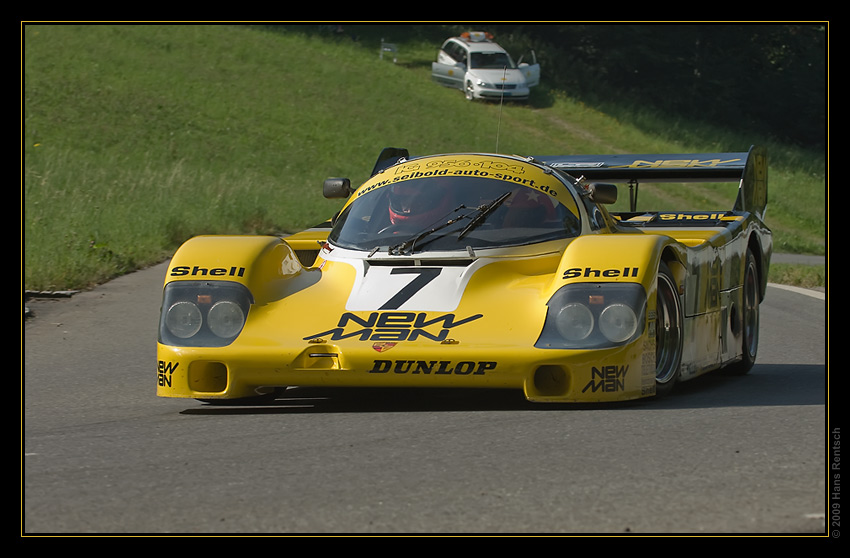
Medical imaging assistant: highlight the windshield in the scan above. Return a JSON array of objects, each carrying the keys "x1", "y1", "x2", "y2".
[
  {"x1": 328, "y1": 159, "x2": 581, "y2": 254},
  {"x1": 469, "y1": 51, "x2": 515, "y2": 70}
]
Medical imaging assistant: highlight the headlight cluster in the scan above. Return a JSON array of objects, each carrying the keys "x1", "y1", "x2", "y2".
[
  {"x1": 535, "y1": 283, "x2": 646, "y2": 349},
  {"x1": 159, "y1": 281, "x2": 253, "y2": 347}
]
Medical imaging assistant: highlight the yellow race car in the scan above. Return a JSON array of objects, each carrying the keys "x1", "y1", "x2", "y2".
[{"x1": 157, "y1": 147, "x2": 771, "y2": 404}]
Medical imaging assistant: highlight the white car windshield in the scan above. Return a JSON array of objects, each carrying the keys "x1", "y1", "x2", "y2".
[
  {"x1": 469, "y1": 51, "x2": 515, "y2": 70},
  {"x1": 328, "y1": 175, "x2": 581, "y2": 254}
]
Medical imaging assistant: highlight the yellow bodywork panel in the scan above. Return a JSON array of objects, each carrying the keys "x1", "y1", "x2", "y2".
[{"x1": 157, "y1": 233, "x2": 659, "y2": 403}]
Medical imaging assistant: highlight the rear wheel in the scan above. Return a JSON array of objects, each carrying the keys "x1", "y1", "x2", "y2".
[
  {"x1": 725, "y1": 249, "x2": 760, "y2": 375},
  {"x1": 655, "y1": 261, "x2": 683, "y2": 396}
]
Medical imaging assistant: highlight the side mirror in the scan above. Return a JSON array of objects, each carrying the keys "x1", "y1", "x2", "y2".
[
  {"x1": 323, "y1": 178, "x2": 352, "y2": 199},
  {"x1": 588, "y1": 183, "x2": 617, "y2": 204}
]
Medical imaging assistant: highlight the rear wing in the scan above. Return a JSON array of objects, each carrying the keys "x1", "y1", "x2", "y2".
[
  {"x1": 371, "y1": 147, "x2": 410, "y2": 176},
  {"x1": 535, "y1": 145, "x2": 768, "y2": 220}
]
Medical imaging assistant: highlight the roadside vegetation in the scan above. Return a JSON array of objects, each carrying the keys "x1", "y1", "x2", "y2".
[
  {"x1": 23, "y1": 24, "x2": 826, "y2": 292},
  {"x1": 768, "y1": 264, "x2": 825, "y2": 290}
]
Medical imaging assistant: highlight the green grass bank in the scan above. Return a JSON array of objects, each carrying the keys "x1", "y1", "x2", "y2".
[{"x1": 23, "y1": 24, "x2": 826, "y2": 292}]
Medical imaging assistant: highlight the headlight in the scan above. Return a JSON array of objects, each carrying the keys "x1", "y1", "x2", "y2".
[
  {"x1": 165, "y1": 301, "x2": 203, "y2": 338},
  {"x1": 159, "y1": 281, "x2": 253, "y2": 347},
  {"x1": 536, "y1": 283, "x2": 646, "y2": 349},
  {"x1": 207, "y1": 300, "x2": 246, "y2": 338},
  {"x1": 555, "y1": 303, "x2": 594, "y2": 341},
  {"x1": 599, "y1": 303, "x2": 638, "y2": 343}
]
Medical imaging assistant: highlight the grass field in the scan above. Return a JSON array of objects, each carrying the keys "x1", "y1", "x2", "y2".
[{"x1": 23, "y1": 24, "x2": 826, "y2": 291}]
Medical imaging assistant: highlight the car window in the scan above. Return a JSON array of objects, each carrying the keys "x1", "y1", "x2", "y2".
[
  {"x1": 443, "y1": 40, "x2": 466, "y2": 65},
  {"x1": 329, "y1": 169, "x2": 581, "y2": 254},
  {"x1": 469, "y1": 51, "x2": 515, "y2": 70}
]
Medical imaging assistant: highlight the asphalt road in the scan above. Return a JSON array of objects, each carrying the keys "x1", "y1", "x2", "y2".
[{"x1": 23, "y1": 261, "x2": 828, "y2": 535}]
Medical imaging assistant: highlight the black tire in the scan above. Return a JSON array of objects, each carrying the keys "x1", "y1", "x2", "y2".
[
  {"x1": 724, "y1": 249, "x2": 760, "y2": 375},
  {"x1": 655, "y1": 261, "x2": 683, "y2": 397}
]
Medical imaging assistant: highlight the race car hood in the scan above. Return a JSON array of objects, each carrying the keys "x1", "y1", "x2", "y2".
[
  {"x1": 249, "y1": 233, "x2": 657, "y2": 347},
  {"x1": 239, "y1": 242, "x2": 566, "y2": 350}
]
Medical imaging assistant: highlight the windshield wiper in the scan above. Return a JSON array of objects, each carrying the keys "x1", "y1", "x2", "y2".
[
  {"x1": 457, "y1": 191, "x2": 512, "y2": 241},
  {"x1": 388, "y1": 209, "x2": 468, "y2": 256},
  {"x1": 387, "y1": 191, "x2": 512, "y2": 255}
]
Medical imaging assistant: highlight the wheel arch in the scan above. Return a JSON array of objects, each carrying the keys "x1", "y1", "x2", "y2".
[
  {"x1": 746, "y1": 233, "x2": 769, "y2": 302},
  {"x1": 659, "y1": 244, "x2": 687, "y2": 295},
  {"x1": 165, "y1": 235, "x2": 315, "y2": 305}
]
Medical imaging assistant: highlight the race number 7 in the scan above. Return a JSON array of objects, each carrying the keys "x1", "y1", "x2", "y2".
[{"x1": 379, "y1": 268, "x2": 442, "y2": 310}]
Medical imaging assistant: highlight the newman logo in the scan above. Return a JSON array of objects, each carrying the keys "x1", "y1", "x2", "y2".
[
  {"x1": 615, "y1": 157, "x2": 741, "y2": 169},
  {"x1": 582, "y1": 365, "x2": 628, "y2": 393},
  {"x1": 157, "y1": 360, "x2": 179, "y2": 387},
  {"x1": 304, "y1": 311, "x2": 483, "y2": 342}
]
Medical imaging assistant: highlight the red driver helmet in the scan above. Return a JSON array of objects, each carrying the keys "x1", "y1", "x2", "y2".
[{"x1": 388, "y1": 182, "x2": 452, "y2": 227}]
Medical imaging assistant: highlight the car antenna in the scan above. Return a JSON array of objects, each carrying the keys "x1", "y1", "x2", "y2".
[{"x1": 495, "y1": 66, "x2": 507, "y2": 153}]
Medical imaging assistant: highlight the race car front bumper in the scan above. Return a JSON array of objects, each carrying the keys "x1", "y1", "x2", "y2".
[{"x1": 156, "y1": 335, "x2": 656, "y2": 404}]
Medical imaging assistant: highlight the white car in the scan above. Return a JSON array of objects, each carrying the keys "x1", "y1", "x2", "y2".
[{"x1": 431, "y1": 31, "x2": 540, "y2": 101}]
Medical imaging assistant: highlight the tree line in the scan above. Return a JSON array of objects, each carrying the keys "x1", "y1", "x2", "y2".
[{"x1": 485, "y1": 23, "x2": 826, "y2": 150}]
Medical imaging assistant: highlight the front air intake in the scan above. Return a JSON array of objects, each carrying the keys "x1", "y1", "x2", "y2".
[
  {"x1": 530, "y1": 365, "x2": 569, "y2": 397},
  {"x1": 188, "y1": 361, "x2": 228, "y2": 393}
]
